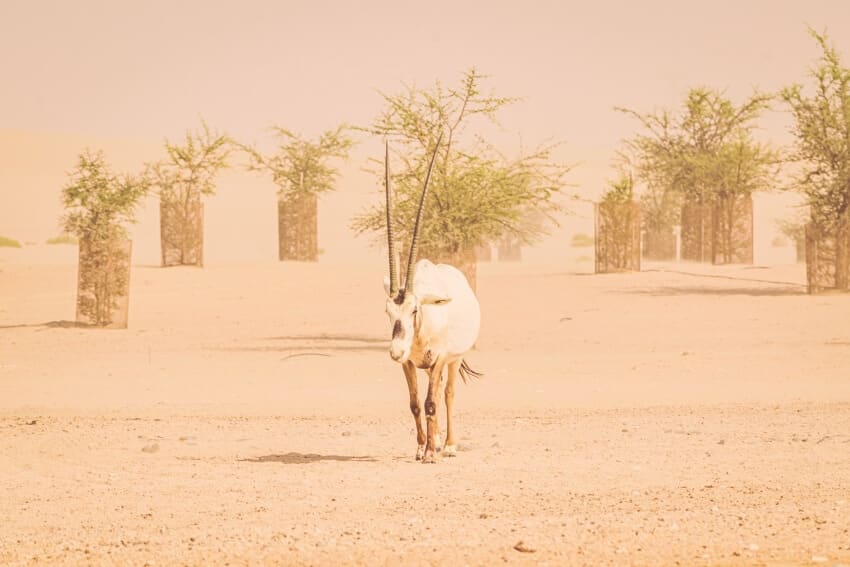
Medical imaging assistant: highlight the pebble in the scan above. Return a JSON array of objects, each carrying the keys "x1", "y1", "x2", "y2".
[{"x1": 141, "y1": 444, "x2": 159, "y2": 453}]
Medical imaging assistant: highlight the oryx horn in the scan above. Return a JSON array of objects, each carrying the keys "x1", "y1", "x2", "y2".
[
  {"x1": 385, "y1": 140, "x2": 399, "y2": 297},
  {"x1": 404, "y1": 132, "x2": 443, "y2": 295}
]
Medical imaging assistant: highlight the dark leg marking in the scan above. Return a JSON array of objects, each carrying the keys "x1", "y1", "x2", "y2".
[
  {"x1": 424, "y1": 399, "x2": 436, "y2": 416},
  {"x1": 422, "y1": 360, "x2": 445, "y2": 464}
]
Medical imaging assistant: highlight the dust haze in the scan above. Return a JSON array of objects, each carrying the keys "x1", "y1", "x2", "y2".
[{"x1": 2, "y1": 2, "x2": 850, "y2": 566}]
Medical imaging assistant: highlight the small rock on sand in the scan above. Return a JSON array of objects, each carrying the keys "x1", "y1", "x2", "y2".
[
  {"x1": 141, "y1": 444, "x2": 159, "y2": 453},
  {"x1": 513, "y1": 541, "x2": 536, "y2": 553}
]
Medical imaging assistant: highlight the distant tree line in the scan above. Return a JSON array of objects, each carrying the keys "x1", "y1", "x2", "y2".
[
  {"x1": 610, "y1": 28, "x2": 850, "y2": 290},
  {"x1": 56, "y1": 26, "x2": 850, "y2": 327}
]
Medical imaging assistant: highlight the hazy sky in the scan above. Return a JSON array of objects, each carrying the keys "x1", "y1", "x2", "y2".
[
  {"x1": 3, "y1": 0, "x2": 850, "y2": 152},
  {"x1": 2, "y1": 0, "x2": 850, "y2": 261}
]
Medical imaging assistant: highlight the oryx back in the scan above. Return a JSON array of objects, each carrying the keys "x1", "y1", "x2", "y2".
[{"x1": 413, "y1": 259, "x2": 480, "y2": 357}]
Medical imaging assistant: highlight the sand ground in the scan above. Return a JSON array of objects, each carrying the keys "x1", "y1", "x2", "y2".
[{"x1": 1, "y1": 246, "x2": 849, "y2": 566}]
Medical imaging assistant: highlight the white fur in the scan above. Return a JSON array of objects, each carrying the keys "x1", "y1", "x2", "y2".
[
  {"x1": 385, "y1": 259, "x2": 480, "y2": 365},
  {"x1": 413, "y1": 260, "x2": 480, "y2": 358}
]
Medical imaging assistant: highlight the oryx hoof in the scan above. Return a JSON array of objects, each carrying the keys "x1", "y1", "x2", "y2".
[
  {"x1": 415, "y1": 445, "x2": 425, "y2": 461},
  {"x1": 443, "y1": 444, "x2": 458, "y2": 457},
  {"x1": 421, "y1": 449, "x2": 438, "y2": 464}
]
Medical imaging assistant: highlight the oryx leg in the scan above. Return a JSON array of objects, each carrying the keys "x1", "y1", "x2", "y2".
[
  {"x1": 422, "y1": 359, "x2": 446, "y2": 464},
  {"x1": 403, "y1": 361, "x2": 426, "y2": 460},
  {"x1": 443, "y1": 360, "x2": 460, "y2": 457}
]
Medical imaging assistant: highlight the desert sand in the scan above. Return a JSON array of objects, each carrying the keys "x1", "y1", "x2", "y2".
[{"x1": 1, "y1": 244, "x2": 849, "y2": 567}]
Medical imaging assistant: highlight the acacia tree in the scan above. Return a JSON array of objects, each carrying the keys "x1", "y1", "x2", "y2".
[
  {"x1": 353, "y1": 68, "x2": 572, "y2": 287},
  {"x1": 61, "y1": 150, "x2": 148, "y2": 327},
  {"x1": 618, "y1": 88, "x2": 776, "y2": 263},
  {"x1": 616, "y1": 149, "x2": 681, "y2": 260},
  {"x1": 701, "y1": 133, "x2": 778, "y2": 262},
  {"x1": 147, "y1": 121, "x2": 231, "y2": 267},
  {"x1": 595, "y1": 173, "x2": 641, "y2": 272},
  {"x1": 781, "y1": 29, "x2": 850, "y2": 290},
  {"x1": 242, "y1": 126, "x2": 353, "y2": 261}
]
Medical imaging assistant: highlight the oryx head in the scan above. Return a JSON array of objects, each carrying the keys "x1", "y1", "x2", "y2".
[{"x1": 383, "y1": 135, "x2": 449, "y2": 363}]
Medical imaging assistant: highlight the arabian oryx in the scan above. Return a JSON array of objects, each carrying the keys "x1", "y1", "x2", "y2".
[{"x1": 382, "y1": 137, "x2": 482, "y2": 464}]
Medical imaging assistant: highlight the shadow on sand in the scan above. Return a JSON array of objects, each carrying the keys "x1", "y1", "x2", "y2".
[
  {"x1": 0, "y1": 320, "x2": 83, "y2": 330},
  {"x1": 240, "y1": 452, "x2": 377, "y2": 464},
  {"x1": 210, "y1": 333, "x2": 389, "y2": 355},
  {"x1": 620, "y1": 286, "x2": 807, "y2": 297},
  {"x1": 614, "y1": 267, "x2": 809, "y2": 296},
  {"x1": 262, "y1": 334, "x2": 386, "y2": 344}
]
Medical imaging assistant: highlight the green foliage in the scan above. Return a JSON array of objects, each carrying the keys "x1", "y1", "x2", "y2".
[
  {"x1": 60, "y1": 150, "x2": 143, "y2": 327},
  {"x1": 601, "y1": 173, "x2": 635, "y2": 206},
  {"x1": 60, "y1": 150, "x2": 148, "y2": 241},
  {"x1": 618, "y1": 88, "x2": 778, "y2": 228},
  {"x1": 352, "y1": 68, "x2": 573, "y2": 255},
  {"x1": 146, "y1": 120, "x2": 230, "y2": 267},
  {"x1": 780, "y1": 28, "x2": 850, "y2": 233},
  {"x1": 241, "y1": 125, "x2": 354, "y2": 197},
  {"x1": 147, "y1": 120, "x2": 232, "y2": 204},
  {"x1": 46, "y1": 234, "x2": 78, "y2": 245},
  {"x1": 597, "y1": 174, "x2": 641, "y2": 272},
  {"x1": 0, "y1": 236, "x2": 22, "y2": 248}
]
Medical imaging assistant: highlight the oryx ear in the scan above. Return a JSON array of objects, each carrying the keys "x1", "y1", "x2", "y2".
[
  {"x1": 420, "y1": 294, "x2": 452, "y2": 305},
  {"x1": 383, "y1": 275, "x2": 392, "y2": 297}
]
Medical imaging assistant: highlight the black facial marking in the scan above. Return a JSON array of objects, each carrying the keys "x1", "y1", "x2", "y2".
[
  {"x1": 392, "y1": 320, "x2": 404, "y2": 339},
  {"x1": 393, "y1": 290, "x2": 405, "y2": 305},
  {"x1": 424, "y1": 400, "x2": 436, "y2": 416}
]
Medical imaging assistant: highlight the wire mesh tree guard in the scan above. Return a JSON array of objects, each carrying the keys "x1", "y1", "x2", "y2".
[
  {"x1": 278, "y1": 193, "x2": 319, "y2": 262},
  {"x1": 594, "y1": 200, "x2": 641, "y2": 273},
  {"x1": 160, "y1": 197, "x2": 204, "y2": 267},
  {"x1": 680, "y1": 193, "x2": 753, "y2": 264},
  {"x1": 76, "y1": 237, "x2": 132, "y2": 328},
  {"x1": 806, "y1": 218, "x2": 850, "y2": 293}
]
